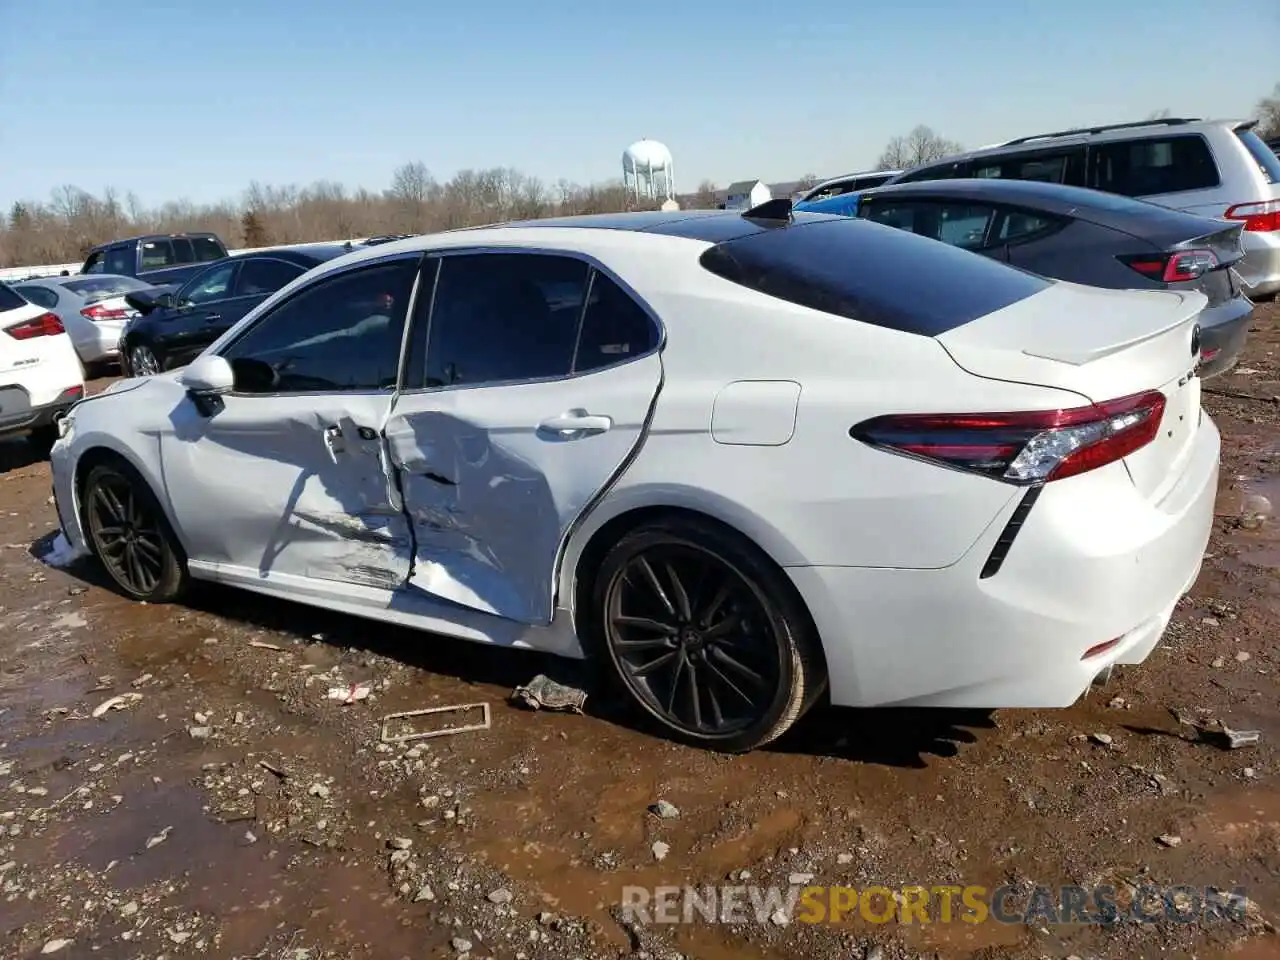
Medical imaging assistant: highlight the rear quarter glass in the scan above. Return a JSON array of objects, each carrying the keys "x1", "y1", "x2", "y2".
[
  {"x1": 1236, "y1": 129, "x2": 1280, "y2": 184},
  {"x1": 0, "y1": 283, "x2": 28, "y2": 312},
  {"x1": 699, "y1": 217, "x2": 1051, "y2": 337}
]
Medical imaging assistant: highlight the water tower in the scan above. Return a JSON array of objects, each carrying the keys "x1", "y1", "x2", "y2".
[{"x1": 623, "y1": 139, "x2": 675, "y2": 204}]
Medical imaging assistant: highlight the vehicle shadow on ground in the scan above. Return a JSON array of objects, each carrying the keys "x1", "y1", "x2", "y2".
[
  {"x1": 771, "y1": 705, "x2": 997, "y2": 769},
  {"x1": 30, "y1": 528, "x2": 996, "y2": 768},
  {"x1": 0, "y1": 437, "x2": 45, "y2": 475}
]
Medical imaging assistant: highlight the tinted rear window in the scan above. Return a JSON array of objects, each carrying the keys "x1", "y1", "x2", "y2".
[
  {"x1": 698, "y1": 217, "x2": 1051, "y2": 336},
  {"x1": 1091, "y1": 135, "x2": 1220, "y2": 196},
  {"x1": 192, "y1": 237, "x2": 226, "y2": 262},
  {"x1": 1237, "y1": 129, "x2": 1280, "y2": 184},
  {"x1": 63, "y1": 276, "x2": 150, "y2": 300},
  {"x1": 0, "y1": 283, "x2": 28, "y2": 312}
]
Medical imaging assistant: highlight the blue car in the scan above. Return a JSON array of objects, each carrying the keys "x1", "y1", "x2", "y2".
[{"x1": 793, "y1": 192, "x2": 861, "y2": 216}]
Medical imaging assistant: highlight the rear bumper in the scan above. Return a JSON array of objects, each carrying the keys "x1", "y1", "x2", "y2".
[
  {"x1": 1197, "y1": 295, "x2": 1253, "y2": 378},
  {"x1": 0, "y1": 385, "x2": 83, "y2": 437},
  {"x1": 71, "y1": 322, "x2": 126, "y2": 365},
  {"x1": 791, "y1": 415, "x2": 1220, "y2": 708},
  {"x1": 1237, "y1": 232, "x2": 1280, "y2": 299}
]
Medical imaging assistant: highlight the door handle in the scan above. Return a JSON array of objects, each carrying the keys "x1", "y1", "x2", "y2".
[
  {"x1": 537, "y1": 410, "x2": 613, "y2": 438},
  {"x1": 204, "y1": 313, "x2": 221, "y2": 322},
  {"x1": 323, "y1": 423, "x2": 346, "y2": 460}
]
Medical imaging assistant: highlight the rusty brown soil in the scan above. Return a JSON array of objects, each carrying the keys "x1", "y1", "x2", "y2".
[{"x1": 4, "y1": 302, "x2": 1280, "y2": 960}]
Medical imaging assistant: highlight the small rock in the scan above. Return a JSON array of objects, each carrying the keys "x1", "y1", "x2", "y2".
[
  {"x1": 1108, "y1": 696, "x2": 1127, "y2": 709},
  {"x1": 1237, "y1": 651, "x2": 1252, "y2": 663},
  {"x1": 244, "y1": 830, "x2": 258, "y2": 844},
  {"x1": 1157, "y1": 834, "x2": 1182, "y2": 847},
  {"x1": 451, "y1": 937, "x2": 473, "y2": 953},
  {"x1": 769, "y1": 908, "x2": 789, "y2": 926},
  {"x1": 1211, "y1": 657, "x2": 1227, "y2": 669},
  {"x1": 651, "y1": 840, "x2": 670, "y2": 861},
  {"x1": 865, "y1": 948, "x2": 885, "y2": 960},
  {"x1": 488, "y1": 887, "x2": 513, "y2": 904},
  {"x1": 120, "y1": 901, "x2": 138, "y2": 917},
  {"x1": 1244, "y1": 767, "x2": 1257, "y2": 779},
  {"x1": 188, "y1": 725, "x2": 211, "y2": 740},
  {"x1": 41, "y1": 940, "x2": 73, "y2": 954},
  {"x1": 145, "y1": 826, "x2": 172, "y2": 849},
  {"x1": 413, "y1": 885, "x2": 435, "y2": 902},
  {"x1": 650, "y1": 800, "x2": 680, "y2": 819},
  {"x1": 194, "y1": 711, "x2": 209, "y2": 724},
  {"x1": 836, "y1": 853, "x2": 854, "y2": 865},
  {"x1": 388, "y1": 837, "x2": 412, "y2": 850},
  {"x1": 308, "y1": 783, "x2": 330, "y2": 799},
  {"x1": 1090, "y1": 732, "x2": 1114, "y2": 746},
  {"x1": 788, "y1": 872, "x2": 815, "y2": 885},
  {"x1": 537, "y1": 911, "x2": 556, "y2": 926},
  {"x1": 1202, "y1": 617, "x2": 1220, "y2": 627},
  {"x1": 169, "y1": 930, "x2": 192, "y2": 944}
]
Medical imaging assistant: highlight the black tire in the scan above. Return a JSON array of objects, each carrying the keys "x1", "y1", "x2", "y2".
[
  {"x1": 81, "y1": 461, "x2": 188, "y2": 602},
  {"x1": 588, "y1": 517, "x2": 825, "y2": 752},
  {"x1": 26, "y1": 426, "x2": 58, "y2": 458}
]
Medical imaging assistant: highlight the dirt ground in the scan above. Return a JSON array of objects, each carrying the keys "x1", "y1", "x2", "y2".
[{"x1": 5, "y1": 304, "x2": 1280, "y2": 960}]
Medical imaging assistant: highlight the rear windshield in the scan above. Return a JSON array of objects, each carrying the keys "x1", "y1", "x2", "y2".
[
  {"x1": 0, "y1": 282, "x2": 27, "y2": 313},
  {"x1": 1237, "y1": 129, "x2": 1280, "y2": 184},
  {"x1": 699, "y1": 217, "x2": 1051, "y2": 337},
  {"x1": 62, "y1": 276, "x2": 150, "y2": 301},
  {"x1": 192, "y1": 236, "x2": 226, "y2": 262}
]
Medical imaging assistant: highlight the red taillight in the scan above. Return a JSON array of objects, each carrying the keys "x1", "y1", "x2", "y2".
[
  {"x1": 81, "y1": 303, "x2": 129, "y2": 322},
  {"x1": 1119, "y1": 249, "x2": 1218, "y2": 283},
  {"x1": 851, "y1": 390, "x2": 1168, "y2": 485},
  {"x1": 5, "y1": 312, "x2": 65, "y2": 340},
  {"x1": 1224, "y1": 201, "x2": 1280, "y2": 232}
]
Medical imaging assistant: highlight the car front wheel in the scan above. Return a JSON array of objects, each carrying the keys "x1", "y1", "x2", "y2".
[
  {"x1": 82, "y1": 461, "x2": 188, "y2": 602},
  {"x1": 591, "y1": 517, "x2": 825, "y2": 752},
  {"x1": 128, "y1": 344, "x2": 161, "y2": 377}
]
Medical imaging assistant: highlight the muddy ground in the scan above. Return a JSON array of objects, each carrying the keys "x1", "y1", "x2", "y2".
[{"x1": 5, "y1": 304, "x2": 1280, "y2": 960}]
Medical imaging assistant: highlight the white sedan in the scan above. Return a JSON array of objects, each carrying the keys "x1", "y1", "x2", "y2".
[{"x1": 47, "y1": 204, "x2": 1219, "y2": 752}]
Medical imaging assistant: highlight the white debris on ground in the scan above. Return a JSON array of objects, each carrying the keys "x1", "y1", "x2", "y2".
[{"x1": 36, "y1": 533, "x2": 77, "y2": 569}]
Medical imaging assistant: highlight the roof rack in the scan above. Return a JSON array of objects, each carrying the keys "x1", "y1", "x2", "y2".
[
  {"x1": 741, "y1": 197, "x2": 793, "y2": 223},
  {"x1": 1000, "y1": 117, "x2": 1202, "y2": 147}
]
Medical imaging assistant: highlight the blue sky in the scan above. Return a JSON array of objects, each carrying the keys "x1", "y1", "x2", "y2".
[{"x1": 1, "y1": 0, "x2": 1276, "y2": 210}]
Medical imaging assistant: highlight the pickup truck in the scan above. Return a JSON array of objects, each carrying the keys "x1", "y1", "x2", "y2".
[{"x1": 79, "y1": 233, "x2": 229, "y2": 287}]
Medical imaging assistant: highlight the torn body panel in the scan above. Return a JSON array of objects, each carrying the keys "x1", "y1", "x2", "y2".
[
  {"x1": 385, "y1": 354, "x2": 662, "y2": 625},
  {"x1": 162, "y1": 392, "x2": 413, "y2": 587}
]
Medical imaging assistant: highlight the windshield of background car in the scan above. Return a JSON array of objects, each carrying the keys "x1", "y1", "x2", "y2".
[
  {"x1": 699, "y1": 216, "x2": 1051, "y2": 336},
  {"x1": 61, "y1": 276, "x2": 152, "y2": 302},
  {"x1": 794, "y1": 193, "x2": 861, "y2": 216},
  {"x1": 1237, "y1": 129, "x2": 1280, "y2": 184},
  {"x1": 0, "y1": 282, "x2": 28, "y2": 312}
]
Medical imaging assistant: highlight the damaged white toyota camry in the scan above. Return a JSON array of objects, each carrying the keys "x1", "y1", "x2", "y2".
[{"x1": 48, "y1": 201, "x2": 1219, "y2": 752}]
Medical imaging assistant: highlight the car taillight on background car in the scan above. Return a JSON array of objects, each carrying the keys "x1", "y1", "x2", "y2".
[
  {"x1": 4, "y1": 312, "x2": 65, "y2": 340},
  {"x1": 1118, "y1": 249, "x2": 1218, "y2": 283},
  {"x1": 850, "y1": 390, "x2": 1168, "y2": 485},
  {"x1": 1224, "y1": 200, "x2": 1280, "y2": 232},
  {"x1": 81, "y1": 303, "x2": 129, "y2": 321}
]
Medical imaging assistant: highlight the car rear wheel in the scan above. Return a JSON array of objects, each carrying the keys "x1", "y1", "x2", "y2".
[
  {"x1": 591, "y1": 517, "x2": 825, "y2": 752},
  {"x1": 129, "y1": 344, "x2": 160, "y2": 377},
  {"x1": 82, "y1": 462, "x2": 188, "y2": 602}
]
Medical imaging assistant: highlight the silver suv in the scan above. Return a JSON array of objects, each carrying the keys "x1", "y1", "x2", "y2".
[{"x1": 887, "y1": 118, "x2": 1280, "y2": 300}]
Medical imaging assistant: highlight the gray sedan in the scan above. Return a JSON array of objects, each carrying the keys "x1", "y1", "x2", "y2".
[{"x1": 11, "y1": 274, "x2": 161, "y2": 373}]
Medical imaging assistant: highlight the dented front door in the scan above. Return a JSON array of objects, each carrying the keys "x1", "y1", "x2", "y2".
[
  {"x1": 164, "y1": 392, "x2": 413, "y2": 589},
  {"x1": 383, "y1": 356, "x2": 662, "y2": 625}
]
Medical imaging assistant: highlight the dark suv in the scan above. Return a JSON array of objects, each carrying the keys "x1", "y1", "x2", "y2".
[{"x1": 80, "y1": 233, "x2": 229, "y2": 287}]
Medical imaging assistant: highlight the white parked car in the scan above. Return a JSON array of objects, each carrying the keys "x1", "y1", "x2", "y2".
[
  {"x1": 10, "y1": 274, "x2": 155, "y2": 374},
  {"x1": 0, "y1": 282, "x2": 86, "y2": 455},
  {"x1": 47, "y1": 205, "x2": 1219, "y2": 751}
]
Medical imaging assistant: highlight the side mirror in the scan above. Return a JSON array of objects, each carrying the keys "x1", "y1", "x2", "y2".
[
  {"x1": 125, "y1": 291, "x2": 176, "y2": 314},
  {"x1": 179, "y1": 354, "x2": 235, "y2": 396}
]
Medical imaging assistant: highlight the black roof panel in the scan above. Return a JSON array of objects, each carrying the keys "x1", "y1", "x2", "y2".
[{"x1": 500, "y1": 209, "x2": 847, "y2": 243}]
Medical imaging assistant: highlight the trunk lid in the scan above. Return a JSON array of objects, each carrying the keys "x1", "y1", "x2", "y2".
[{"x1": 936, "y1": 281, "x2": 1206, "y2": 500}]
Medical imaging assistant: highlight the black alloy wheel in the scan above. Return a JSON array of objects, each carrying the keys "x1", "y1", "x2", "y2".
[
  {"x1": 593, "y1": 518, "x2": 824, "y2": 752},
  {"x1": 129, "y1": 343, "x2": 161, "y2": 377},
  {"x1": 82, "y1": 462, "x2": 187, "y2": 602}
]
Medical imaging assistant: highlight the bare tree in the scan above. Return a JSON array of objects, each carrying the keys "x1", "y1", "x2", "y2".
[
  {"x1": 795, "y1": 173, "x2": 820, "y2": 193},
  {"x1": 1257, "y1": 82, "x2": 1280, "y2": 139},
  {"x1": 876, "y1": 125, "x2": 965, "y2": 171},
  {"x1": 690, "y1": 180, "x2": 719, "y2": 209}
]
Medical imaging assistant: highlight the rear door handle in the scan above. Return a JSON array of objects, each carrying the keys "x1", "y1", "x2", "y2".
[
  {"x1": 537, "y1": 410, "x2": 612, "y2": 438},
  {"x1": 323, "y1": 423, "x2": 346, "y2": 460},
  {"x1": 203, "y1": 313, "x2": 221, "y2": 322}
]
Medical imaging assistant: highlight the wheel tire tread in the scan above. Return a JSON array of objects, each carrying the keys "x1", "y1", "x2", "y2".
[{"x1": 82, "y1": 461, "x2": 188, "y2": 603}]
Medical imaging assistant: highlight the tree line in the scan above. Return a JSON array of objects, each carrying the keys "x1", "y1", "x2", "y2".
[{"x1": 3, "y1": 82, "x2": 1276, "y2": 270}]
